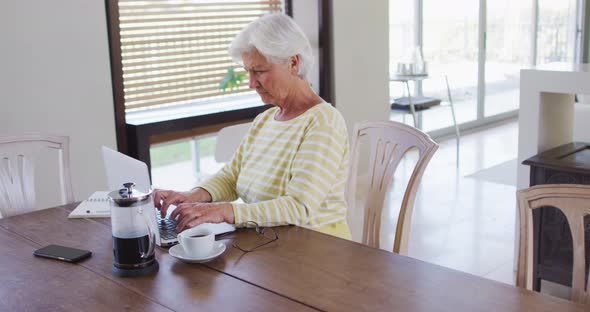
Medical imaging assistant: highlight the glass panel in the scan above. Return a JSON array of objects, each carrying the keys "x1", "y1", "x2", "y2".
[
  {"x1": 389, "y1": 0, "x2": 416, "y2": 126},
  {"x1": 536, "y1": 0, "x2": 577, "y2": 65},
  {"x1": 421, "y1": 0, "x2": 479, "y2": 132},
  {"x1": 484, "y1": 0, "x2": 533, "y2": 117}
]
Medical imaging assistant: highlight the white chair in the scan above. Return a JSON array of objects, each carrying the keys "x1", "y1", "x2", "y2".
[
  {"x1": 190, "y1": 122, "x2": 251, "y2": 179},
  {"x1": 516, "y1": 184, "x2": 590, "y2": 304},
  {"x1": 347, "y1": 121, "x2": 438, "y2": 255},
  {"x1": 0, "y1": 135, "x2": 74, "y2": 217},
  {"x1": 214, "y1": 122, "x2": 252, "y2": 163}
]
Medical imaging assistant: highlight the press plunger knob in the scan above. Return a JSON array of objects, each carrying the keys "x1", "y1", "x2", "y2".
[{"x1": 123, "y1": 182, "x2": 136, "y2": 194}]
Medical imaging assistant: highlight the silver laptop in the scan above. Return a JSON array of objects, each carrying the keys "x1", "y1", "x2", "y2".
[{"x1": 101, "y1": 146, "x2": 235, "y2": 247}]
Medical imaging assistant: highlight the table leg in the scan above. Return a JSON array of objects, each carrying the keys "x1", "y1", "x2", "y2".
[
  {"x1": 445, "y1": 75, "x2": 460, "y2": 168},
  {"x1": 405, "y1": 81, "x2": 418, "y2": 127}
]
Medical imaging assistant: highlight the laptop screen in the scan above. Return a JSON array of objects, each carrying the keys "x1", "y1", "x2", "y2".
[{"x1": 101, "y1": 146, "x2": 152, "y2": 193}]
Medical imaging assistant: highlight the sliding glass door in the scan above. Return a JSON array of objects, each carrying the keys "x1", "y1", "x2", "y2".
[
  {"x1": 388, "y1": 0, "x2": 416, "y2": 105},
  {"x1": 421, "y1": 0, "x2": 479, "y2": 132},
  {"x1": 536, "y1": 0, "x2": 578, "y2": 64},
  {"x1": 389, "y1": 0, "x2": 585, "y2": 134},
  {"x1": 484, "y1": 0, "x2": 533, "y2": 117}
]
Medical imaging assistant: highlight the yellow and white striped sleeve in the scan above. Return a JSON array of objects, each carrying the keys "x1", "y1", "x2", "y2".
[{"x1": 232, "y1": 124, "x2": 348, "y2": 226}]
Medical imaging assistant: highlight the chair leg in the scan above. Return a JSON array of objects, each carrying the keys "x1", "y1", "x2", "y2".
[{"x1": 445, "y1": 75, "x2": 460, "y2": 168}]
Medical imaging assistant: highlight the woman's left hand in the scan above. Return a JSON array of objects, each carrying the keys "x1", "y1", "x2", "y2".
[{"x1": 170, "y1": 202, "x2": 235, "y2": 231}]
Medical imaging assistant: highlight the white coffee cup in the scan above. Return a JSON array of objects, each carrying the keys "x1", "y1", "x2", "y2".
[{"x1": 177, "y1": 227, "x2": 214, "y2": 258}]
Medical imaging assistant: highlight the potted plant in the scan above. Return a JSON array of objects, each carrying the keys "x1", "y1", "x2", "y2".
[{"x1": 219, "y1": 66, "x2": 246, "y2": 91}]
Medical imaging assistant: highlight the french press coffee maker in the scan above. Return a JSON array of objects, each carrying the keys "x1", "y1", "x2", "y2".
[{"x1": 108, "y1": 182, "x2": 159, "y2": 277}]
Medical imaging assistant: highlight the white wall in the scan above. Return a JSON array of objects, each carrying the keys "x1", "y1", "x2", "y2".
[
  {"x1": 332, "y1": 1, "x2": 391, "y2": 135},
  {"x1": 0, "y1": 0, "x2": 117, "y2": 208}
]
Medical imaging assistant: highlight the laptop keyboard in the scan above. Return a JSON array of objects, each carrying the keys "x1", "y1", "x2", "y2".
[{"x1": 156, "y1": 213, "x2": 178, "y2": 240}]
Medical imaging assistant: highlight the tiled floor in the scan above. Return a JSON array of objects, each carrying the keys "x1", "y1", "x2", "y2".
[{"x1": 348, "y1": 120, "x2": 519, "y2": 286}]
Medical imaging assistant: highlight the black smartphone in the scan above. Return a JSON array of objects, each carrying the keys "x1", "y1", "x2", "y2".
[{"x1": 33, "y1": 244, "x2": 92, "y2": 263}]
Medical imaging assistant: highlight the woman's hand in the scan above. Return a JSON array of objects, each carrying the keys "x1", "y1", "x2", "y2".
[
  {"x1": 153, "y1": 188, "x2": 211, "y2": 217},
  {"x1": 170, "y1": 202, "x2": 235, "y2": 231}
]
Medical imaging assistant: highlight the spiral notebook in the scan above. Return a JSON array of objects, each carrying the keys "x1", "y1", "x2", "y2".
[{"x1": 68, "y1": 191, "x2": 111, "y2": 218}]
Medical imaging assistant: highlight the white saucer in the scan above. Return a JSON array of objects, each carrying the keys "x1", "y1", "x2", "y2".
[{"x1": 169, "y1": 242, "x2": 226, "y2": 264}]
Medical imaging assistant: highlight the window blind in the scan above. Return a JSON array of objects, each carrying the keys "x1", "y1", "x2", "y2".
[{"x1": 117, "y1": 0, "x2": 283, "y2": 112}]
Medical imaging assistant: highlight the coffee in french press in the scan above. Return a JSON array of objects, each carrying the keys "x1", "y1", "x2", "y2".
[{"x1": 108, "y1": 182, "x2": 159, "y2": 277}]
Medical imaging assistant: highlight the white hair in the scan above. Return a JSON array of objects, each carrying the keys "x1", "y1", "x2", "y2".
[{"x1": 229, "y1": 13, "x2": 314, "y2": 81}]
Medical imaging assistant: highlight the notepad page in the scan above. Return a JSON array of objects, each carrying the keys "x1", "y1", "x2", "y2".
[{"x1": 68, "y1": 191, "x2": 111, "y2": 218}]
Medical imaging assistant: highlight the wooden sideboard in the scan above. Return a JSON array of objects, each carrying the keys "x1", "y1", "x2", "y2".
[{"x1": 523, "y1": 142, "x2": 590, "y2": 291}]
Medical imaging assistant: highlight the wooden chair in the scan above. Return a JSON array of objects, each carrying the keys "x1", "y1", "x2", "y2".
[
  {"x1": 0, "y1": 135, "x2": 74, "y2": 217},
  {"x1": 516, "y1": 184, "x2": 590, "y2": 304},
  {"x1": 347, "y1": 121, "x2": 438, "y2": 255}
]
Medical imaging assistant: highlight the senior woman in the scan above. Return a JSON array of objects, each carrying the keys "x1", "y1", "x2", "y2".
[{"x1": 154, "y1": 13, "x2": 350, "y2": 239}]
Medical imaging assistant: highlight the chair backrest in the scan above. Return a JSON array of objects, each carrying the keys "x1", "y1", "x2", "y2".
[
  {"x1": 0, "y1": 135, "x2": 74, "y2": 217},
  {"x1": 214, "y1": 122, "x2": 252, "y2": 163},
  {"x1": 347, "y1": 121, "x2": 438, "y2": 255},
  {"x1": 516, "y1": 184, "x2": 590, "y2": 304}
]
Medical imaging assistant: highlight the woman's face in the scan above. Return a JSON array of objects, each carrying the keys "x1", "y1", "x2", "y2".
[{"x1": 242, "y1": 50, "x2": 297, "y2": 105}]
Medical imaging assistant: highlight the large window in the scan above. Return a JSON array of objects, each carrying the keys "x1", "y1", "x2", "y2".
[
  {"x1": 117, "y1": 0, "x2": 284, "y2": 114},
  {"x1": 115, "y1": 0, "x2": 286, "y2": 190},
  {"x1": 389, "y1": 1, "x2": 415, "y2": 74},
  {"x1": 484, "y1": 0, "x2": 533, "y2": 117},
  {"x1": 388, "y1": 0, "x2": 415, "y2": 122},
  {"x1": 421, "y1": 0, "x2": 479, "y2": 131},
  {"x1": 105, "y1": 1, "x2": 333, "y2": 186},
  {"x1": 389, "y1": 0, "x2": 585, "y2": 134},
  {"x1": 106, "y1": 0, "x2": 291, "y2": 165},
  {"x1": 537, "y1": 0, "x2": 578, "y2": 64}
]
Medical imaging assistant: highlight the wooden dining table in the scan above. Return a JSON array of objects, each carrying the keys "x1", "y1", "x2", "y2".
[{"x1": 0, "y1": 203, "x2": 586, "y2": 311}]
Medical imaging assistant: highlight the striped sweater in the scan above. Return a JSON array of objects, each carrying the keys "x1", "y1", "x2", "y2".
[{"x1": 198, "y1": 102, "x2": 350, "y2": 239}]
